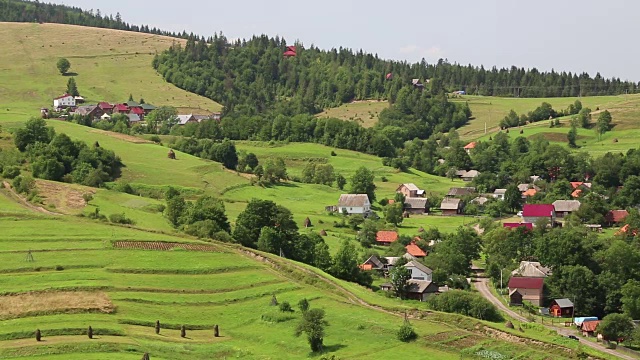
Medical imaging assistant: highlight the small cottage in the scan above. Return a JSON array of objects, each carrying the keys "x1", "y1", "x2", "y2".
[
  {"x1": 552, "y1": 200, "x2": 581, "y2": 218},
  {"x1": 460, "y1": 170, "x2": 480, "y2": 182},
  {"x1": 360, "y1": 255, "x2": 384, "y2": 271},
  {"x1": 446, "y1": 187, "x2": 476, "y2": 198},
  {"x1": 440, "y1": 198, "x2": 463, "y2": 215},
  {"x1": 405, "y1": 243, "x2": 427, "y2": 258},
  {"x1": 177, "y1": 114, "x2": 197, "y2": 125},
  {"x1": 404, "y1": 197, "x2": 429, "y2": 214},
  {"x1": 406, "y1": 280, "x2": 439, "y2": 301},
  {"x1": 580, "y1": 320, "x2": 600, "y2": 337},
  {"x1": 404, "y1": 261, "x2": 432, "y2": 281},
  {"x1": 549, "y1": 298, "x2": 574, "y2": 317},
  {"x1": 511, "y1": 261, "x2": 551, "y2": 278},
  {"x1": 522, "y1": 204, "x2": 556, "y2": 225},
  {"x1": 507, "y1": 277, "x2": 544, "y2": 306},
  {"x1": 337, "y1": 194, "x2": 371, "y2": 215},
  {"x1": 493, "y1": 189, "x2": 507, "y2": 200},
  {"x1": 509, "y1": 289, "x2": 523, "y2": 305},
  {"x1": 397, "y1": 183, "x2": 425, "y2": 198},
  {"x1": 605, "y1": 210, "x2": 629, "y2": 227},
  {"x1": 464, "y1": 142, "x2": 477, "y2": 154},
  {"x1": 376, "y1": 231, "x2": 398, "y2": 246}
]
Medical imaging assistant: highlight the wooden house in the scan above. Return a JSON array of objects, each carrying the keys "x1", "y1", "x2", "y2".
[
  {"x1": 522, "y1": 204, "x2": 556, "y2": 225},
  {"x1": 406, "y1": 280, "x2": 439, "y2": 301},
  {"x1": 552, "y1": 200, "x2": 581, "y2": 218},
  {"x1": 360, "y1": 255, "x2": 384, "y2": 271},
  {"x1": 446, "y1": 187, "x2": 476, "y2": 198},
  {"x1": 375, "y1": 231, "x2": 398, "y2": 246},
  {"x1": 508, "y1": 277, "x2": 544, "y2": 306},
  {"x1": 580, "y1": 320, "x2": 600, "y2": 337},
  {"x1": 396, "y1": 183, "x2": 425, "y2": 198},
  {"x1": 338, "y1": 194, "x2": 371, "y2": 215},
  {"x1": 549, "y1": 298, "x2": 574, "y2": 317},
  {"x1": 404, "y1": 197, "x2": 429, "y2": 214},
  {"x1": 605, "y1": 210, "x2": 629, "y2": 227},
  {"x1": 509, "y1": 289, "x2": 523, "y2": 305},
  {"x1": 440, "y1": 198, "x2": 463, "y2": 215}
]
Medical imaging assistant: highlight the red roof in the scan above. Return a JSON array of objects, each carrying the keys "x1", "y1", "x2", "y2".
[
  {"x1": 571, "y1": 189, "x2": 582, "y2": 198},
  {"x1": 54, "y1": 93, "x2": 73, "y2": 100},
  {"x1": 503, "y1": 223, "x2": 533, "y2": 230},
  {"x1": 405, "y1": 243, "x2": 426, "y2": 257},
  {"x1": 386, "y1": 73, "x2": 393, "y2": 80},
  {"x1": 570, "y1": 182, "x2": 583, "y2": 189},
  {"x1": 114, "y1": 104, "x2": 129, "y2": 111},
  {"x1": 98, "y1": 102, "x2": 114, "y2": 109},
  {"x1": 522, "y1": 188, "x2": 537, "y2": 197},
  {"x1": 130, "y1": 107, "x2": 144, "y2": 115},
  {"x1": 508, "y1": 277, "x2": 544, "y2": 290},
  {"x1": 283, "y1": 46, "x2": 297, "y2": 57},
  {"x1": 581, "y1": 320, "x2": 600, "y2": 332},
  {"x1": 606, "y1": 210, "x2": 629, "y2": 223},
  {"x1": 522, "y1": 204, "x2": 555, "y2": 218},
  {"x1": 464, "y1": 142, "x2": 477, "y2": 149},
  {"x1": 376, "y1": 231, "x2": 398, "y2": 243}
]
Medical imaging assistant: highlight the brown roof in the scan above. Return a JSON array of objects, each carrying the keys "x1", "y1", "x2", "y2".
[
  {"x1": 440, "y1": 198, "x2": 462, "y2": 210},
  {"x1": 508, "y1": 277, "x2": 544, "y2": 290},
  {"x1": 338, "y1": 194, "x2": 370, "y2": 207},
  {"x1": 552, "y1": 200, "x2": 581, "y2": 212},
  {"x1": 606, "y1": 210, "x2": 629, "y2": 223},
  {"x1": 405, "y1": 243, "x2": 427, "y2": 257},
  {"x1": 376, "y1": 231, "x2": 398, "y2": 243},
  {"x1": 581, "y1": 320, "x2": 600, "y2": 332},
  {"x1": 464, "y1": 142, "x2": 477, "y2": 149},
  {"x1": 407, "y1": 280, "x2": 438, "y2": 294},
  {"x1": 404, "y1": 197, "x2": 428, "y2": 209},
  {"x1": 446, "y1": 187, "x2": 475, "y2": 197}
]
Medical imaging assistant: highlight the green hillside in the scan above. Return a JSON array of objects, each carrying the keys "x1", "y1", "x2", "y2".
[{"x1": 0, "y1": 22, "x2": 221, "y2": 122}]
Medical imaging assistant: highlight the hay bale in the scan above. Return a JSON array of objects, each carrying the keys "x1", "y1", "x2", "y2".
[
  {"x1": 319, "y1": 229, "x2": 327, "y2": 236},
  {"x1": 303, "y1": 217, "x2": 312, "y2": 228},
  {"x1": 155, "y1": 320, "x2": 160, "y2": 335},
  {"x1": 519, "y1": 129, "x2": 523, "y2": 134},
  {"x1": 35, "y1": 329, "x2": 41, "y2": 342},
  {"x1": 168, "y1": 149, "x2": 176, "y2": 159},
  {"x1": 180, "y1": 325, "x2": 186, "y2": 338},
  {"x1": 505, "y1": 321, "x2": 514, "y2": 329},
  {"x1": 613, "y1": 138, "x2": 619, "y2": 143},
  {"x1": 88, "y1": 326, "x2": 93, "y2": 339},
  {"x1": 141, "y1": 353, "x2": 150, "y2": 360}
]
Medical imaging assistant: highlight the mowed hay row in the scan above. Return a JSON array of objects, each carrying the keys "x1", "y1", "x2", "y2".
[
  {"x1": 0, "y1": 291, "x2": 114, "y2": 320},
  {"x1": 113, "y1": 241, "x2": 220, "y2": 252}
]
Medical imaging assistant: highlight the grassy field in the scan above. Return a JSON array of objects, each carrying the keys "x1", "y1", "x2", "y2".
[
  {"x1": 0, "y1": 197, "x2": 610, "y2": 359},
  {"x1": 317, "y1": 100, "x2": 389, "y2": 127},
  {"x1": 0, "y1": 22, "x2": 221, "y2": 122}
]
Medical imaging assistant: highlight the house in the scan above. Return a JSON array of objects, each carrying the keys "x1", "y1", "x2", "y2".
[
  {"x1": 580, "y1": 320, "x2": 600, "y2": 337},
  {"x1": 507, "y1": 277, "x2": 544, "y2": 306},
  {"x1": 605, "y1": 210, "x2": 629, "y2": 226},
  {"x1": 283, "y1": 45, "x2": 297, "y2": 57},
  {"x1": 211, "y1": 112, "x2": 222, "y2": 121},
  {"x1": 464, "y1": 142, "x2": 477, "y2": 154},
  {"x1": 411, "y1": 79, "x2": 424, "y2": 88},
  {"x1": 446, "y1": 187, "x2": 476, "y2": 198},
  {"x1": 549, "y1": 298, "x2": 574, "y2": 317},
  {"x1": 376, "y1": 231, "x2": 398, "y2": 246},
  {"x1": 404, "y1": 197, "x2": 429, "y2": 214},
  {"x1": 72, "y1": 105, "x2": 103, "y2": 119},
  {"x1": 74, "y1": 96, "x2": 85, "y2": 104},
  {"x1": 140, "y1": 103, "x2": 157, "y2": 114},
  {"x1": 518, "y1": 184, "x2": 540, "y2": 192},
  {"x1": 509, "y1": 289, "x2": 523, "y2": 305},
  {"x1": 397, "y1": 183, "x2": 425, "y2": 198},
  {"x1": 193, "y1": 115, "x2": 211, "y2": 122},
  {"x1": 130, "y1": 107, "x2": 145, "y2": 117},
  {"x1": 552, "y1": 200, "x2": 581, "y2": 218},
  {"x1": 522, "y1": 188, "x2": 538, "y2": 198},
  {"x1": 493, "y1": 189, "x2": 507, "y2": 200},
  {"x1": 461, "y1": 170, "x2": 480, "y2": 182},
  {"x1": 380, "y1": 283, "x2": 393, "y2": 291},
  {"x1": 113, "y1": 104, "x2": 130, "y2": 114},
  {"x1": 382, "y1": 254, "x2": 419, "y2": 272},
  {"x1": 571, "y1": 189, "x2": 583, "y2": 198},
  {"x1": 177, "y1": 114, "x2": 197, "y2": 125},
  {"x1": 472, "y1": 196, "x2": 489, "y2": 206},
  {"x1": 405, "y1": 261, "x2": 432, "y2": 281},
  {"x1": 53, "y1": 94, "x2": 75, "y2": 108},
  {"x1": 406, "y1": 280, "x2": 439, "y2": 301},
  {"x1": 405, "y1": 243, "x2": 427, "y2": 258},
  {"x1": 126, "y1": 100, "x2": 140, "y2": 108},
  {"x1": 522, "y1": 204, "x2": 556, "y2": 225},
  {"x1": 440, "y1": 198, "x2": 463, "y2": 215},
  {"x1": 127, "y1": 113, "x2": 141, "y2": 123},
  {"x1": 360, "y1": 255, "x2": 384, "y2": 271},
  {"x1": 511, "y1": 261, "x2": 551, "y2": 278},
  {"x1": 98, "y1": 102, "x2": 114, "y2": 113},
  {"x1": 503, "y1": 223, "x2": 533, "y2": 231},
  {"x1": 338, "y1": 194, "x2": 371, "y2": 215}
]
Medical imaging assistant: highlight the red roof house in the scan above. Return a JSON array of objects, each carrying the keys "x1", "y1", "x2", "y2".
[
  {"x1": 570, "y1": 182, "x2": 583, "y2": 189},
  {"x1": 283, "y1": 45, "x2": 297, "y2": 57},
  {"x1": 508, "y1": 277, "x2": 544, "y2": 306},
  {"x1": 522, "y1": 204, "x2": 556, "y2": 225},
  {"x1": 98, "y1": 102, "x2": 114, "y2": 110},
  {"x1": 503, "y1": 223, "x2": 533, "y2": 230},
  {"x1": 606, "y1": 210, "x2": 629, "y2": 226},
  {"x1": 405, "y1": 243, "x2": 427, "y2": 257},
  {"x1": 376, "y1": 231, "x2": 398, "y2": 245},
  {"x1": 130, "y1": 107, "x2": 144, "y2": 116},
  {"x1": 581, "y1": 320, "x2": 600, "y2": 337},
  {"x1": 464, "y1": 142, "x2": 477, "y2": 153},
  {"x1": 113, "y1": 104, "x2": 130, "y2": 113}
]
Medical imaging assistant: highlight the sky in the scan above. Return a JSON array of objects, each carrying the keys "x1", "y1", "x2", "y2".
[{"x1": 60, "y1": 0, "x2": 640, "y2": 81}]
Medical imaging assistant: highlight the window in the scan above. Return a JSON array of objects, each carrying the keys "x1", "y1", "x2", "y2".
[{"x1": 414, "y1": 277, "x2": 424, "y2": 280}]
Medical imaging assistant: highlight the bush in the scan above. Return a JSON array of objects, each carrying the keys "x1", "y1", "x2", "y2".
[
  {"x1": 2, "y1": 165, "x2": 20, "y2": 179},
  {"x1": 298, "y1": 298, "x2": 310, "y2": 312},
  {"x1": 279, "y1": 301, "x2": 293, "y2": 312},
  {"x1": 82, "y1": 193, "x2": 93, "y2": 203},
  {"x1": 55, "y1": 265, "x2": 64, "y2": 271},
  {"x1": 109, "y1": 213, "x2": 135, "y2": 225},
  {"x1": 330, "y1": 151, "x2": 337, "y2": 156},
  {"x1": 381, "y1": 176, "x2": 388, "y2": 182},
  {"x1": 427, "y1": 290, "x2": 503, "y2": 322},
  {"x1": 114, "y1": 182, "x2": 136, "y2": 195},
  {"x1": 150, "y1": 135, "x2": 161, "y2": 143},
  {"x1": 397, "y1": 322, "x2": 417, "y2": 342}
]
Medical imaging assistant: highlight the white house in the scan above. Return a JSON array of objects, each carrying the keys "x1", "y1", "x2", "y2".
[
  {"x1": 53, "y1": 94, "x2": 76, "y2": 108},
  {"x1": 493, "y1": 189, "x2": 507, "y2": 200},
  {"x1": 404, "y1": 261, "x2": 433, "y2": 281},
  {"x1": 337, "y1": 194, "x2": 370, "y2": 215}
]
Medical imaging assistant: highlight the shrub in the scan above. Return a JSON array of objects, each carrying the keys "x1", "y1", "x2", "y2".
[
  {"x1": 180, "y1": 325, "x2": 186, "y2": 338},
  {"x1": 155, "y1": 320, "x2": 160, "y2": 335},
  {"x1": 87, "y1": 326, "x2": 93, "y2": 339},
  {"x1": 82, "y1": 193, "x2": 93, "y2": 203},
  {"x1": 330, "y1": 151, "x2": 337, "y2": 156},
  {"x1": 380, "y1": 176, "x2": 388, "y2": 182},
  {"x1": 109, "y1": 213, "x2": 135, "y2": 225},
  {"x1": 35, "y1": 329, "x2": 41, "y2": 341},
  {"x1": 2, "y1": 165, "x2": 20, "y2": 179},
  {"x1": 396, "y1": 322, "x2": 417, "y2": 342},
  {"x1": 115, "y1": 182, "x2": 136, "y2": 195},
  {"x1": 279, "y1": 301, "x2": 293, "y2": 312},
  {"x1": 298, "y1": 298, "x2": 309, "y2": 312},
  {"x1": 55, "y1": 265, "x2": 64, "y2": 271},
  {"x1": 150, "y1": 135, "x2": 161, "y2": 143},
  {"x1": 427, "y1": 290, "x2": 503, "y2": 322}
]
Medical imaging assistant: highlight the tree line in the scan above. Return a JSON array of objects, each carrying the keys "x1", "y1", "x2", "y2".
[{"x1": 0, "y1": 0, "x2": 192, "y2": 39}]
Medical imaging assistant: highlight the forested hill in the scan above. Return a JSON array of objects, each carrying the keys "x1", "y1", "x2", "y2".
[
  {"x1": 0, "y1": 0, "x2": 190, "y2": 39},
  {"x1": 153, "y1": 35, "x2": 639, "y2": 112}
]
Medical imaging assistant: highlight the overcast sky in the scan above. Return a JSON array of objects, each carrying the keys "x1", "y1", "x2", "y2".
[{"x1": 60, "y1": 0, "x2": 639, "y2": 81}]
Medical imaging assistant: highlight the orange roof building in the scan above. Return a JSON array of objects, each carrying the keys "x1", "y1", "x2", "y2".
[
  {"x1": 376, "y1": 231, "x2": 398, "y2": 245},
  {"x1": 570, "y1": 182, "x2": 584, "y2": 189},
  {"x1": 405, "y1": 243, "x2": 427, "y2": 257},
  {"x1": 522, "y1": 188, "x2": 537, "y2": 197},
  {"x1": 571, "y1": 189, "x2": 582, "y2": 198},
  {"x1": 464, "y1": 142, "x2": 477, "y2": 149}
]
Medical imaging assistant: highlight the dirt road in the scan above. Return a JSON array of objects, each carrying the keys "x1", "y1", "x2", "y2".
[{"x1": 474, "y1": 277, "x2": 634, "y2": 360}]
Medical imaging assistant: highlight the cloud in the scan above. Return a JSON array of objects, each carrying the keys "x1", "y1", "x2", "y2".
[{"x1": 399, "y1": 45, "x2": 445, "y2": 60}]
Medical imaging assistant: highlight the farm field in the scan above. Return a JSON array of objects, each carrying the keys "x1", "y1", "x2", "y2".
[
  {"x1": 0, "y1": 198, "x2": 597, "y2": 360},
  {"x1": 0, "y1": 22, "x2": 221, "y2": 124},
  {"x1": 317, "y1": 100, "x2": 389, "y2": 127}
]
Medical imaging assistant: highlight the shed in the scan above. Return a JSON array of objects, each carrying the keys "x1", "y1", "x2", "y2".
[
  {"x1": 446, "y1": 187, "x2": 476, "y2": 198},
  {"x1": 549, "y1": 298, "x2": 574, "y2": 317},
  {"x1": 552, "y1": 200, "x2": 581, "y2": 218},
  {"x1": 404, "y1": 197, "x2": 429, "y2": 214},
  {"x1": 376, "y1": 231, "x2": 398, "y2": 246},
  {"x1": 605, "y1": 210, "x2": 628, "y2": 226},
  {"x1": 581, "y1": 320, "x2": 600, "y2": 337},
  {"x1": 406, "y1": 280, "x2": 438, "y2": 301},
  {"x1": 360, "y1": 255, "x2": 384, "y2": 271},
  {"x1": 509, "y1": 288, "x2": 523, "y2": 305},
  {"x1": 440, "y1": 198, "x2": 463, "y2": 216}
]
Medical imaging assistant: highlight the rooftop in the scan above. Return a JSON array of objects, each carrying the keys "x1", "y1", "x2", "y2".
[
  {"x1": 376, "y1": 231, "x2": 398, "y2": 243},
  {"x1": 552, "y1": 200, "x2": 581, "y2": 212},
  {"x1": 508, "y1": 277, "x2": 544, "y2": 290},
  {"x1": 440, "y1": 198, "x2": 462, "y2": 210},
  {"x1": 405, "y1": 243, "x2": 426, "y2": 257},
  {"x1": 338, "y1": 194, "x2": 370, "y2": 207},
  {"x1": 522, "y1": 204, "x2": 555, "y2": 217}
]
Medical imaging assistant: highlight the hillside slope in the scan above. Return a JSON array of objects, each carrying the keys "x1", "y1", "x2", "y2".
[{"x1": 0, "y1": 22, "x2": 221, "y2": 122}]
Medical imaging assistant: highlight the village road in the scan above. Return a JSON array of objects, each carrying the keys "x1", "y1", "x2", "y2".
[{"x1": 474, "y1": 277, "x2": 634, "y2": 360}]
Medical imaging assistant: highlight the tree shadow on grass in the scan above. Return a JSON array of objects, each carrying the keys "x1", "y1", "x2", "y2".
[
  {"x1": 319, "y1": 343, "x2": 347, "y2": 353},
  {"x1": 63, "y1": 72, "x2": 79, "y2": 77}
]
